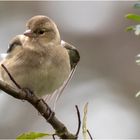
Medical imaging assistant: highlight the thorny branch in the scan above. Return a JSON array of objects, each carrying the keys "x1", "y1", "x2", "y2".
[{"x1": 0, "y1": 64, "x2": 80, "y2": 139}]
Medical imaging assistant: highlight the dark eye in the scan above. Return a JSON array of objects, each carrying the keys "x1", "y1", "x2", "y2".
[
  {"x1": 38, "y1": 30, "x2": 45, "y2": 35},
  {"x1": 34, "y1": 29, "x2": 46, "y2": 35}
]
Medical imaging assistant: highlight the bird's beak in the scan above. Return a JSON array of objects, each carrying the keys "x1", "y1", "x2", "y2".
[{"x1": 24, "y1": 29, "x2": 34, "y2": 37}]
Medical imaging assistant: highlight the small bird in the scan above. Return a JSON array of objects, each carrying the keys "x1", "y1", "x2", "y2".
[{"x1": 0, "y1": 15, "x2": 80, "y2": 104}]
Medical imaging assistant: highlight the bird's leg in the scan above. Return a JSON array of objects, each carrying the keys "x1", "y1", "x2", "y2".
[{"x1": 22, "y1": 88, "x2": 34, "y2": 96}]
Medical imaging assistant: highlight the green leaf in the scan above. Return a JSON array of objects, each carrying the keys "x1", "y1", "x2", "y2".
[
  {"x1": 125, "y1": 26, "x2": 134, "y2": 32},
  {"x1": 16, "y1": 132, "x2": 51, "y2": 140},
  {"x1": 125, "y1": 14, "x2": 140, "y2": 22}
]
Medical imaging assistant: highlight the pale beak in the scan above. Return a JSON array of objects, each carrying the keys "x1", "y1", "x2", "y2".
[{"x1": 24, "y1": 29, "x2": 34, "y2": 37}]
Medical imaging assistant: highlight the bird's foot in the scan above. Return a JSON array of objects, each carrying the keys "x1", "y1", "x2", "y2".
[{"x1": 21, "y1": 88, "x2": 34, "y2": 99}]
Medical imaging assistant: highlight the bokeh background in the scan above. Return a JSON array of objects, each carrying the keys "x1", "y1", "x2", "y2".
[{"x1": 0, "y1": 1, "x2": 140, "y2": 139}]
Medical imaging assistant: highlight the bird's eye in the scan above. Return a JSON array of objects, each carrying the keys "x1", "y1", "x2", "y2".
[
  {"x1": 38, "y1": 30, "x2": 45, "y2": 35},
  {"x1": 34, "y1": 29, "x2": 46, "y2": 35},
  {"x1": 34, "y1": 28, "x2": 52, "y2": 35}
]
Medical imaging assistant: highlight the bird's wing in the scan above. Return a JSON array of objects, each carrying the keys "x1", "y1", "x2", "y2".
[
  {"x1": 44, "y1": 40, "x2": 80, "y2": 110},
  {"x1": 0, "y1": 35, "x2": 24, "y2": 60}
]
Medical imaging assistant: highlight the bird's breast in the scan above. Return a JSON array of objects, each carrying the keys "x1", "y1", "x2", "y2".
[{"x1": 1, "y1": 46, "x2": 71, "y2": 97}]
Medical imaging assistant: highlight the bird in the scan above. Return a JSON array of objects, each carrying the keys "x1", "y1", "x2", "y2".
[{"x1": 0, "y1": 15, "x2": 80, "y2": 106}]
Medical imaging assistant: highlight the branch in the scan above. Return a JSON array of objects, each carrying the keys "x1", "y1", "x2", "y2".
[
  {"x1": 0, "y1": 64, "x2": 77, "y2": 139},
  {"x1": 87, "y1": 129, "x2": 93, "y2": 140},
  {"x1": 75, "y1": 105, "x2": 81, "y2": 137}
]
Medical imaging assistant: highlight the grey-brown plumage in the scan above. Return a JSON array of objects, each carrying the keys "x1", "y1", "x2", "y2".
[
  {"x1": 0, "y1": 15, "x2": 80, "y2": 102},
  {"x1": 7, "y1": 35, "x2": 23, "y2": 53}
]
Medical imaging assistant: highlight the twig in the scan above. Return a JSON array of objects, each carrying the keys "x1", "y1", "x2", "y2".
[
  {"x1": 87, "y1": 129, "x2": 93, "y2": 140},
  {"x1": 52, "y1": 134, "x2": 56, "y2": 140},
  {"x1": 75, "y1": 105, "x2": 81, "y2": 137},
  {"x1": 1, "y1": 64, "x2": 22, "y2": 89},
  {"x1": 0, "y1": 64, "x2": 77, "y2": 139}
]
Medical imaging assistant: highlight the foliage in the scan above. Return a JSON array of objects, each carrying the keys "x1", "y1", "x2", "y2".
[
  {"x1": 16, "y1": 132, "x2": 51, "y2": 140},
  {"x1": 16, "y1": 103, "x2": 92, "y2": 140},
  {"x1": 125, "y1": 2, "x2": 140, "y2": 97},
  {"x1": 125, "y1": 2, "x2": 140, "y2": 35},
  {"x1": 82, "y1": 102, "x2": 88, "y2": 139}
]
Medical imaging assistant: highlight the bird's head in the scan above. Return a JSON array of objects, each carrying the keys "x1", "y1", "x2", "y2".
[{"x1": 24, "y1": 15, "x2": 61, "y2": 45}]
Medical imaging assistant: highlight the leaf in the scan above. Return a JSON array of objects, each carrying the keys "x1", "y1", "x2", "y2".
[
  {"x1": 16, "y1": 132, "x2": 51, "y2": 140},
  {"x1": 125, "y1": 14, "x2": 140, "y2": 22},
  {"x1": 135, "y1": 91, "x2": 140, "y2": 98},
  {"x1": 125, "y1": 26, "x2": 134, "y2": 32},
  {"x1": 136, "y1": 54, "x2": 140, "y2": 65},
  {"x1": 82, "y1": 102, "x2": 88, "y2": 140}
]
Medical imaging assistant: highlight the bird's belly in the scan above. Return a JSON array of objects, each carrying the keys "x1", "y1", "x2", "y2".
[
  {"x1": 1, "y1": 45, "x2": 71, "y2": 97},
  {"x1": 26, "y1": 66, "x2": 70, "y2": 97},
  {"x1": 1, "y1": 61, "x2": 70, "y2": 97}
]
